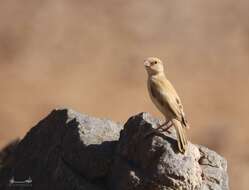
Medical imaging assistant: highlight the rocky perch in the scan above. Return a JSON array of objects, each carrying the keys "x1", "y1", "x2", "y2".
[{"x1": 0, "y1": 109, "x2": 229, "y2": 190}]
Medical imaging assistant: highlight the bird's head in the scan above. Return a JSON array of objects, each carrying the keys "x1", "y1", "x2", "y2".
[{"x1": 144, "y1": 57, "x2": 164, "y2": 75}]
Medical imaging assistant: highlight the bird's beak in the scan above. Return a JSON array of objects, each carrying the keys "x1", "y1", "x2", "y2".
[{"x1": 144, "y1": 60, "x2": 150, "y2": 67}]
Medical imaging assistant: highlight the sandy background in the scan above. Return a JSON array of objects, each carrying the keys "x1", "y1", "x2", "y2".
[{"x1": 0, "y1": 0, "x2": 249, "y2": 189}]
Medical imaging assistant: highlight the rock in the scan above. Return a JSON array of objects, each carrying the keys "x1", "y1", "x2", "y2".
[
  {"x1": 198, "y1": 145, "x2": 229, "y2": 190},
  {"x1": 108, "y1": 112, "x2": 229, "y2": 190},
  {"x1": 0, "y1": 109, "x2": 229, "y2": 190},
  {"x1": 0, "y1": 109, "x2": 122, "y2": 190},
  {"x1": 0, "y1": 139, "x2": 19, "y2": 169}
]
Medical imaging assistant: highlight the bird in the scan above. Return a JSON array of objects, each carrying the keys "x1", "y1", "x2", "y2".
[{"x1": 144, "y1": 57, "x2": 189, "y2": 153}]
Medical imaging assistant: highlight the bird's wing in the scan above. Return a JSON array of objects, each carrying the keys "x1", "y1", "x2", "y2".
[{"x1": 150, "y1": 78, "x2": 188, "y2": 126}]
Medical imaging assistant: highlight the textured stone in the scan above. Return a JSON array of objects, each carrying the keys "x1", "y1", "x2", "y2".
[
  {"x1": 0, "y1": 109, "x2": 228, "y2": 190},
  {"x1": 0, "y1": 109, "x2": 122, "y2": 190},
  {"x1": 109, "y1": 112, "x2": 228, "y2": 190},
  {"x1": 198, "y1": 145, "x2": 229, "y2": 190}
]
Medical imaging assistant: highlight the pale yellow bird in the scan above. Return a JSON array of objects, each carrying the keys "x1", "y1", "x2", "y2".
[{"x1": 144, "y1": 57, "x2": 189, "y2": 153}]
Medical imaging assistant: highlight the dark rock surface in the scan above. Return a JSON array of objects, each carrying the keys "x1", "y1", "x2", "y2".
[
  {"x1": 0, "y1": 109, "x2": 229, "y2": 190},
  {"x1": 109, "y1": 112, "x2": 229, "y2": 190}
]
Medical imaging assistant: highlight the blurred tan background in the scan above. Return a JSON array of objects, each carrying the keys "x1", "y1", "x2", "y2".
[{"x1": 0, "y1": 0, "x2": 248, "y2": 188}]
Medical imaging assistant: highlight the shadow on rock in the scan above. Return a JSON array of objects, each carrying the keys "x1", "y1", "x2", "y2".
[{"x1": 0, "y1": 109, "x2": 229, "y2": 190}]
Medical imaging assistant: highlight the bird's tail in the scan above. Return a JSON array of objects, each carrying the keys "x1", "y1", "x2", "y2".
[{"x1": 172, "y1": 119, "x2": 188, "y2": 153}]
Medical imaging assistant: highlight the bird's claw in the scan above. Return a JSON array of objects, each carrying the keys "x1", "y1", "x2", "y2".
[
  {"x1": 143, "y1": 128, "x2": 161, "y2": 138},
  {"x1": 156, "y1": 123, "x2": 172, "y2": 134},
  {"x1": 143, "y1": 123, "x2": 171, "y2": 138}
]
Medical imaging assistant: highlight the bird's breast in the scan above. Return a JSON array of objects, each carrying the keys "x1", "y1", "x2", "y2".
[{"x1": 147, "y1": 79, "x2": 171, "y2": 117}]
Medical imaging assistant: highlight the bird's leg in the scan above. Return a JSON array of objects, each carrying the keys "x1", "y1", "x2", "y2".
[
  {"x1": 161, "y1": 122, "x2": 173, "y2": 133},
  {"x1": 156, "y1": 120, "x2": 172, "y2": 134},
  {"x1": 155, "y1": 120, "x2": 172, "y2": 133},
  {"x1": 144, "y1": 120, "x2": 172, "y2": 138},
  {"x1": 155, "y1": 121, "x2": 168, "y2": 130}
]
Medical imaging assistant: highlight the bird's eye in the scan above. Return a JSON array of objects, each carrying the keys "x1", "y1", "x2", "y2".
[{"x1": 154, "y1": 61, "x2": 157, "y2": 64}]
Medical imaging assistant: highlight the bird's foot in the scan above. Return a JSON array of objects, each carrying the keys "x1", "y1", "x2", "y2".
[
  {"x1": 156, "y1": 122, "x2": 172, "y2": 134},
  {"x1": 143, "y1": 122, "x2": 171, "y2": 138},
  {"x1": 159, "y1": 123, "x2": 172, "y2": 134},
  {"x1": 143, "y1": 128, "x2": 162, "y2": 138}
]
